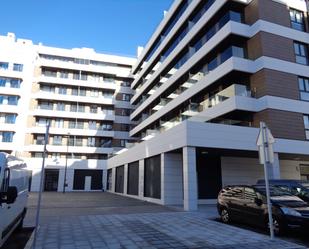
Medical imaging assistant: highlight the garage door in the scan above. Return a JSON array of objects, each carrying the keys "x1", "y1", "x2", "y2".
[{"x1": 73, "y1": 169, "x2": 102, "y2": 190}]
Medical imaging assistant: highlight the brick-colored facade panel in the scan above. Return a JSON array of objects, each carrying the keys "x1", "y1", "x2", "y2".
[
  {"x1": 250, "y1": 69, "x2": 300, "y2": 100},
  {"x1": 244, "y1": 0, "x2": 291, "y2": 27},
  {"x1": 247, "y1": 32, "x2": 295, "y2": 62},
  {"x1": 253, "y1": 109, "x2": 306, "y2": 140}
]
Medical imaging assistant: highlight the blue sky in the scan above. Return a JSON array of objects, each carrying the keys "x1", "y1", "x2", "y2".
[{"x1": 1, "y1": 0, "x2": 173, "y2": 57}]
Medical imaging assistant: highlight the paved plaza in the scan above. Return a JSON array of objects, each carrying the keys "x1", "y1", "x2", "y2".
[{"x1": 25, "y1": 192, "x2": 306, "y2": 249}]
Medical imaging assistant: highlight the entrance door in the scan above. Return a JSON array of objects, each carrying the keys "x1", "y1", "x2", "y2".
[
  {"x1": 196, "y1": 150, "x2": 222, "y2": 199},
  {"x1": 44, "y1": 169, "x2": 59, "y2": 191},
  {"x1": 73, "y1": 169, "x2": 102, "y2": 190}
]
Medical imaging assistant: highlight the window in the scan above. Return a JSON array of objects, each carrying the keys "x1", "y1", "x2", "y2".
[
  {"x1": 100, "y1": 139, "x2": 112, "y2": 148},
  {"x1": 10, "y1": 79, "x2": 21, "y2": 88},
  {"x1": 87, "y1": 137, "x2": 95, "y2": 147},
  {"x1": 56, "y1": 102, "x2": 65, "y2": 111},
  {"x1": 13, "y1": 63, "x2": 23, "y2": 72},
  {"x1": 120, "y1": 140, "x2": 126, "y2": 147},
  {"x1": 1, "y1": 132, "x2": 14, "y2": 142},
  {"x1": 37, "y1": 118, "x2": 49, "y2": 127},
  {"x1": 77, "y1": 105, "x2": 85, "y2": 112},
  {"x1": 88, "y1": 121, "x2": 97, "y2": 130},
  {"x1": 290, "y1": 9, "x2": 305, "y2": 31},
  {"x1": 36, "y1": 135, "x2": 45, "y2": 145},
  {"x1": 121, "y1": 81, "x2": 130, "y2": 87},
  {"x1": 0, "y1": 62, "x2": 9, "y2": 70},
  {"x1": 41, "y1": 84, "x2": 55, "y2": 92},
  {"x1": 122, "y1": 94, "x2": 131, "y2": 101},
  {"x1": 304, "y1": 115, "x2": 309, "y2": 139},
  {"x1": 90, "y1": 105, "x2": 97, "y2": 113},
  {"x1": 90, "y1": 89, "x2": 99, "y2": 97},
  {"x1": 52, "y1": 153, "x2": 61, "y2": 159},
  {"x1": 103, "y1": 92, "x2": 113, "y2": 99},
  {"x1": 76, "y1": 121, "x2": 84, "y2": 129},
  {"x1": 53, "y1": 136, "x2": 62, "y2": 145},
  {"x1": 79, "y1": 88, "x2": 86, "y2": 96},
  {"x1": 5, "y1": 114, "x2": 16, "y2": 124},
  {"x1": 8, "y1": 96, "x2": 18, "y2": 105},
  {"x1": 43, "y1": 69, "x2": 57, "y2": 77},
  {"x1": 0, "y1": 77, "x2": 6, "y2": 87},
  {"x1": 58, "y1": 87, "x2": 67, "y2": 95},
  {"x1": 55, "y1": 119, "x2": 64, "y2": 128},
  {"x1": 70, "y1": 104, "x2": 77, "y2": 112},
  {"x1": 299, "y1": 77, "x2": 309, "y2": 101},
  {"x1": 80, "y1": 74, "x2": 87, "y2": 81},
  {"x1": 71, "y1": 88, "x2": 78, "y2": 95},
  {"x1": 60, "y1": 71, "x2": 69, "y2": 79},
  {"x1": 294, "y1": 42, "x2": 308, "y2": 65},
  {"x1": 75, "y1": 138, "x2": 83, "y2": 146},
  {"x1": 101, "y1": 123, "x2": 113, "y2": 131},
  {"x1": 40, "y1": 101, "x2": 53, "y2": 110},
  {"x1": 33, "y1": 152, "x2": 43, "y2": 158}
]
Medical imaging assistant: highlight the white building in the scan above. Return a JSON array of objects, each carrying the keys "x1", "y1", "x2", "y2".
[{"x1": 0, "y1": 32, "x2": 136, "y2": 192}]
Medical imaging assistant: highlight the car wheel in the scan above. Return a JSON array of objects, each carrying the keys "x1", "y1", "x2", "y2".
[
  {"x1": 266, "y1": 216, "x2": 284, "y2": 236},
  {"x1": 220, "y1": 208, "x2": 231, "y2": 223}
]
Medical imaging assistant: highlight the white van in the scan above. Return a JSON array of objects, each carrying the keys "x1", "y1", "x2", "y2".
[{"x1": 0, "y1": 152, "x2": 29, "y2": 247}]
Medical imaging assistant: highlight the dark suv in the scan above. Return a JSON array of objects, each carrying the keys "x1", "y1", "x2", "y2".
[
  {"x1": 217, "y1": 185, "x2": 309, "y2": 235},
  {"x1": 256, "y1": 179, "x2": 309, "y2": 203}
]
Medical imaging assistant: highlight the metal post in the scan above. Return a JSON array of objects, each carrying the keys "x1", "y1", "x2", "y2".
[
  {"x1": 32, "y1": 122, "x2": 50, "y2": 249},
  {"x1": 63, "y1": 134, "x2": 69, "y2": 193},
  {"x1": 260, "y1": 122, "x2": 274, "y2": 240}
]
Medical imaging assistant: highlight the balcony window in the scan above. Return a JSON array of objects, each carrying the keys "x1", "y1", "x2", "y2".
[
  {"x1": 0, "y1": 62, "x2": 9, "y2": 70},
  {"x1": 294, "y1": 42, "x2": 308, "y2": 65},
  {"x1": 53, "y1": 136, "x2": 62, "y2": 145},
  {"x1": 290, "y1": 9, "x2": 305, "y2": 31},
  {"x1": 13, "y1": 63, "x2": 23, "y2": 72},
  {"x1": 304, "y1": 115, "x2": 309, "y2": 139},
  {"x1": 90, "y1": 105, "x2": 97, "y2": 113},
  {"x1": 43, "y1": 70, "x2": 57, "y2": 77},
  {"x1": 5, "y1": 114, "x2": 16, "y2": 124},
  {"x1": 87, "y1": 137, "x2": 95, "y2": 147},
  {"x1": 122, "y1": 94, "x2": 131, "y2": 101},
  {"x1": 36, "y1": 135, "x2": 45, "y2": 145},
  {"x1": 1, "y1": 132, "x2": 14, "y2": 143},
  {"x1": 77, "y1": 105, "x2": 85, "y2": 112},
  {"x1": 100, "y1": 139, "x2": 112, "y2": 148},
  {"x1": 299, "y1": 77, "x2": 309, "y2": 101},
  {"x1": 37, "y1": 118, "x2": 49, "y2": 127},
  {"x1": 0, "y1": 77, "x2": 6, "y2": 87},
  {"x1": 70, "y1": 105, "x2": 77, "y2": 112},
  {"x1": 41, "y1": 85, "x2": 55, "y2": 93},
  {"x1": 89, "y1": 121, "x2": 97, "y2": 130},
  {"x1": 55, "y1": 119, "x2": 64, "y2": 128},
  {"x1": 75, "y1": 138, "x2": 83, "y2": 146},
  {"x1": 71, "y1": 88, "x2": 78, "y2": 95},
  {"x1": 10, "y1": 79, "x2": 21, "y2": 88},
  {"x1": 8, "y1": 96, "x2": 18, "y2": 105},
  {"x1": 80, "y1": 74, "x2": 87, "y2": 81},
  {"x1": 40, "y1": 101, "x2": 53, "y2": 110},
  {"x1": 101, "y1": 123, "x2": 113, "y2": 131},
  {"x1": 58, "y1": 87, "x2": 67, "y2": 95},
  {"x1": 56, "y1": 102, "x2": 65, "y2": 111},
  {"x1": 73, "y1": 73, "x2": 80, "y2": 80},
  {"x1": 60, "y1": 71, "x2": 69, "y2": 79},
  {"x1": 79, "y1": 88, "x2": 86, "y2": 96},
  {"x1": 90, "y1": 90, "x2": 99, "y2": 97},
  {"x1": 103, "y1": 92, "x2": 113, "y2": 99}
]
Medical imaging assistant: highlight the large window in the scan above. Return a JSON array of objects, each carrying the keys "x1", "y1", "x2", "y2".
[
  {"x1": 1, "y1": 132, "x2": 14, "y2": 142},
  {"x1": 13, "y1": 63, "x2": 23, "y2": 72},
  {"x1": 299, "y1": 77, "x2": 309, "y2": 101},
  {"x1": 0, "y1": 62, "x2": 8, "y2": 70},
  {"x1": 294, "y1": 42, "x2": 308, "y2": 65},
  {"x1": 53, "y1": 136, "x2": 62, "y2": 145},
  {"x1": 303, "y1": 115, "x2": 309, "y2": 139},
  {"x1": 290, "y1": 9, "x2": 305, "y2": 31}
]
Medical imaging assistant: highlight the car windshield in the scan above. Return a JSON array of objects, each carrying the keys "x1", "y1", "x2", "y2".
[{"x1": 254, "y1": 185, "x2": 292, "y2": 197}]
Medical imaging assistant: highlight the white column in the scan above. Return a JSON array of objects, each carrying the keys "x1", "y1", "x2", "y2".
[
  {"x1": 138, "y1": 159, "x2": 144, "y2": 198},
  {"x1": 102, "y1": 169, "x2": 107, "y2": 191},
  {"x1": 268, "y1": 153, "x2": 281, "y2": 179},
  {"x1": 123, "y1": 164, "x2": 128, "y2": 195},
  {"x1": 112, "y1": 167, "x2": 116, "y2": 192},
  {"x1": 183, "y1": 146, "x2": 198, "y2": 211}
]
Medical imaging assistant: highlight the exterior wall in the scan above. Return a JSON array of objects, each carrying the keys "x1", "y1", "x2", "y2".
[
  {"x1": 247, "y1": 32, "x2": 295, "y2": 62},
  {"x1": 244, "y1": 0, "x2": 291, "y2": 27},
  {"x1": 250, "y1": 69, "x2": 299, "y2": 100},
  {"x1": 221, "y1": 156, "x2": 302, "y2": 187},
  {"x1": 253, "y1": 109, "x2": 306, "y2": 140}
]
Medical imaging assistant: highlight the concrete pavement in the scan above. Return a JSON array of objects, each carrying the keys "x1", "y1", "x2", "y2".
[{"x1": 25, "y1": 192, "x2": 306, "y2": 249}]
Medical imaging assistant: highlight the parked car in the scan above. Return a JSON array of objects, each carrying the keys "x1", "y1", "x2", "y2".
[
  {"x1": 0, "y1": 152, "x2": 29, "y2": 247},
  {"x1": 257, "y1": 179, "x2": 309, "y2": 203},
  {"x1": 217, "y1": 185, "x2": 309, "y2": 235}
]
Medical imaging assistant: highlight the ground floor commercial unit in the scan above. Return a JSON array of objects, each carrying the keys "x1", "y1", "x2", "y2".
[
  {"x1": 23, "y1": 158, "x2": 107, "y2": 192},
  {"x1": 107, "y1": 121, "x2": 309, "y2": 211}
]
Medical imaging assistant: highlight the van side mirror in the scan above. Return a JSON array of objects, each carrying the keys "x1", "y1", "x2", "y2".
[
  {"x1": 6, "y1": 186, "x2": 18, "y2": 204},
  {"x1": 254, "y1": 198, "x2": 263, "y2": 206}
]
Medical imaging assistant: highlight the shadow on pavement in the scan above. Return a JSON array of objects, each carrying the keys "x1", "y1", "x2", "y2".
[{"x1": 1, "y1": 227, "x2": 34, "y2": 249}]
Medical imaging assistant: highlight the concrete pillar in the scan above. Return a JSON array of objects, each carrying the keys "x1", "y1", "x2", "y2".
[
  {"x1": 123, "y1": 164, "x2": 128, "y2": 195},
  {"x1": 112, "y1": 167, "x2": 116, "y2": 192},
  {"x1": 182, "y1": 146, "x2": 198, "y2": 211},
  {"x1": 161, "y1": 152, "x2": 183, "y2": 205},
  {"x1": 102, "y1": 169, "x2": 107, "y2": 191},
  {"x1": 267, "y1": 153, "x2": 281, "y2": 179},
  {"x1": 138, "y1": 159, "x2": 144, "y2": 198}
]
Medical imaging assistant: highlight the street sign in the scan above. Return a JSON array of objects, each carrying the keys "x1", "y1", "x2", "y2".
[
  {"x1": 257, "y1": 124, "x2": 275, "y2": 164},
  {"x1": 257, "y1": 122, "x2": 275, "y2": 240}
]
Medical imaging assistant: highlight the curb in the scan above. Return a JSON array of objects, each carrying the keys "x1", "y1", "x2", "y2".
[{"x1": 23, "y1": 228, "x2": 35, "y2": 249}]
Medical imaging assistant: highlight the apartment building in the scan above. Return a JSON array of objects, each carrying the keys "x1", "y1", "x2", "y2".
[
  {"x1": 107, "y1": 0, "x2": 309, "y2": 210},
  {"x1": 0, "y1": 33, "x2": 136, "y2": 192}
]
